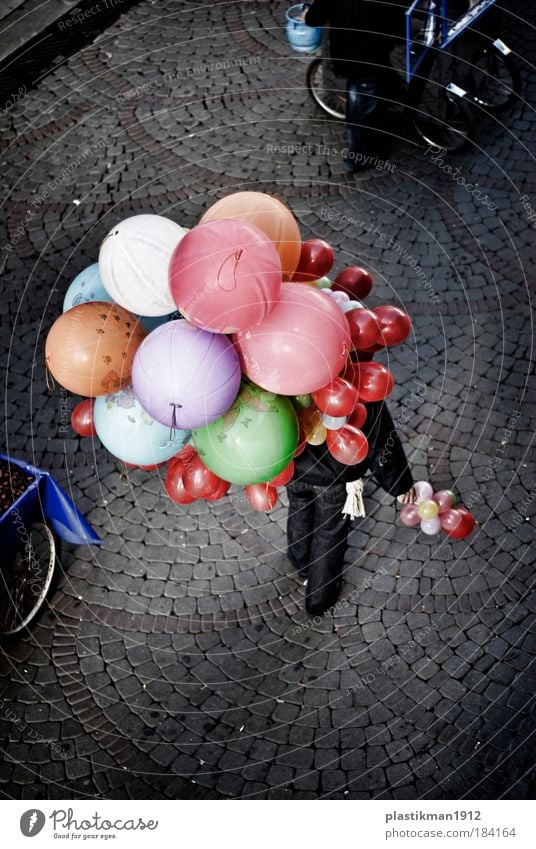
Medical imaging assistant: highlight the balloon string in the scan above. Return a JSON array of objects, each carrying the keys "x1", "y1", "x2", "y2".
[
  {"x1": 168, "y1": 402, "x2": 183, "y2": 443},
  {"x1": 216, "y1": 249, "x2": 243, "y2": 292},
  {"x1": 45, "y1": 360, "x2": 55, "y2": 392}
]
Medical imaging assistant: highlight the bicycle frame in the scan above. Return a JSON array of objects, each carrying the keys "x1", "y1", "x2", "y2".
[{"x1": 405, "y1": 0, "x2": 498, "y2": 83}]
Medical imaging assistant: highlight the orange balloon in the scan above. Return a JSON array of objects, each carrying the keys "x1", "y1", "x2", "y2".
[
  {"x1": 200, "y1": 191, "x2": 301, "y2": 280},
  {"x1": 298, "y1": 405, "x2": 322, "y2": 438},
  {"x1": 45, "y1": 302, "x2": 145, "y2": 397}
]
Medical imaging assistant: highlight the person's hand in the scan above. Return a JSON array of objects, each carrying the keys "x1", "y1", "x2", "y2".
[{"x1": 397, "y1": 487, "x2": 416, "y2": 505}]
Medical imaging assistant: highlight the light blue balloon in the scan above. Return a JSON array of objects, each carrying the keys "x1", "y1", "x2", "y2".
[
  {"x1": 94, "y1": 386, "x2": 189, "y2": 466},
  {"x1": 63, "y1": 263, "x2": 112, "y2": 312},
  {"x1": 139, "y1": 311, "x2": 180, "y2": 333}
]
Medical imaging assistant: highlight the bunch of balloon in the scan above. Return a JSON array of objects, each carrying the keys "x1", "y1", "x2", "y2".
[
  {"x1": 400, "y1": 480, "x2": 476, "y2": 539},
  {"x1": 50, "y1": 190, "x2": 421, "y2": 517}
]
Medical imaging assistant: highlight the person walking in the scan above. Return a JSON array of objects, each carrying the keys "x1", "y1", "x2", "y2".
[
  {"x1": 287, "y1": 399, "x2": 415, "y2": 615},
  {"x1": 303, "y1": 0, "x2": 407, "y2": 171}
]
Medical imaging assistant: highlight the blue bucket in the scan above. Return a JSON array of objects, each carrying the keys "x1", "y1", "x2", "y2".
[{"x1": 286, "y1": 4, "x2": 322, "y2": 53}]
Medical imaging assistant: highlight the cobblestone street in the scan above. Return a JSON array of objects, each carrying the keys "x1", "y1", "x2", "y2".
[{"x1": 0, "y1": 0, "x2": 534, "y2": 800}]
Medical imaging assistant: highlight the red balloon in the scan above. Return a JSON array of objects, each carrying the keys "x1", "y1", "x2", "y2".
[
  {"x1": 172, "y1": 443, "x2": 197, "y2": 466},
  {"x1": 71, "y1": 399, "x2": 96, "y2": 437},
  {"x1": 347, "y1": 402, "x2": 367, "y2": 429},
  {"x1": 345, "y1": 308, "x2": 381, "y2": 351},
  {"x1": 326, "y1": 425, "x2": 368, "y2": 465},
  {"x1": 374, "y1": 305, "x2": 412, "y2": 347},
  {"x1": 350, "y1": 349, "x2": 375, "y2": 362},
  {"x1": 294, "y1": 426, "x2": 307, "y2": 457},
  {"x1": 139, "y1": 462, "x2": 167, "y2": 471},
  {"x1": 332, "y1": 267, "x2": 373, "y2": 299},
  {"x1": 348, "y1": 362, "x2": 394, "y2": 402},
  {"x1": 440, "y1": 507, "x2": 475, "y2": 539},
  {"x1": 246, "y1": 483, "x2": 278, "y2": 512},
  {"x1": 165, "y1": 463, "x2": 197, "y2": 504},
  {"x1": 433, "y1": 490, "x2": 455, "y2": 514},
  {"x1": 291, "y1": 239, "x2": 334, "y2": 283},
  {"x1": 205, "y1": 477, "x2": 231, "y2": 501},
  {"x1": 183, "y1": 454, "x2": 225, "y2": 499},
  {"x1": 312, "y1": 377, "x2": 358, "y2": 417},
  {"x1": 270, "y1": 460, "x2": 295, "y2": 487}
]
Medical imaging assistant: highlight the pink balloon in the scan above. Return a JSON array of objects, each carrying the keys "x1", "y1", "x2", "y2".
[
  {"x1": 400, "y1": 504, "x2": 420, "y2": 527},
  {"x1": 420, "y1": 516, "x2": 442, "y2": 535},
  {"x1": 169, "y1": 219, "x2": 282, "y2": 333},
  {"x1": 433, "y1": 490, "x2": 455, "y2": 513},
  {"x1": 414, "y1": 480, "x2": 434, "y2": 503},
  {"x1": 233, "y1": 284, "x2": 351, "y2": 395}
]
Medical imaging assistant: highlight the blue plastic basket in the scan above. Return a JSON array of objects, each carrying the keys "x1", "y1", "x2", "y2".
[{"x1": 286, "y1": 4, "x2": 322, "y2": 53}]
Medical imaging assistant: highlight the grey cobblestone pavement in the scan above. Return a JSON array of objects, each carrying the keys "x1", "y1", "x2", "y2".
[{"x1": 0, "y1": 0, "x2": 534, "y2": 800}]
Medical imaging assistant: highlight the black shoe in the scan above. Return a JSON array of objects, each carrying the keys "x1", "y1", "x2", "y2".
[{"x1": 305, "y1": 566, "x2": 342, "y2": 616}]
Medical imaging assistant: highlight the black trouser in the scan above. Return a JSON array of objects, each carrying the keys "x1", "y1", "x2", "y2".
[{"x1": 287, "y1": 480, "x2": 349, "y2": 612}]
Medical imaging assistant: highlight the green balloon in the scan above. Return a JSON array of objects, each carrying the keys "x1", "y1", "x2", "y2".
[
  {"x1": 193, "y1": 380, "x2": 299, "y2": 485},
  {"x1": 292, "y1": 394, "x2": 312, "y2": 410},
  {"x1": 315, "y1": 276, "x2": 332, "y2": 289}
]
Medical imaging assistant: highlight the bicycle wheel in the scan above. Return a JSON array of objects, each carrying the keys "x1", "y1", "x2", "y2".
[
  {"x1": 412, "y1": 84, "x2": 473, "y2": 153},
  {"x1": 0, "y1": 522, "x2": 60, "y2": 636},
  {"x1": 306, "y1": 58, "x2": 346, "y2": 120},
  {"x1": 467, "y1": 43, "x2": 520, "y2": 113}
]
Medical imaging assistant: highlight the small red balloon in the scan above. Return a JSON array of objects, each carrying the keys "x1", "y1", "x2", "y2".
[
  {"x1": 183, "y1": 454, "x2": 225, "y2": 499},
  {"x1": 347, "y1": 402, "x2": 367, "y2": 429},
  {"x1": 71, "y1": 399, "x2": 96, "y2": 437},
  {"x1": 332, "y1": 267, "x2": 373, "y2": 299},
  {"x1": 326, "y1": 425, "x2": 369, "y2": 465},
  {"x1": 139, "y1": 462, "x2": 167, "y2": 471},
  {"x1": 165, "y1": 462, "x2": 197, "y2": 504},
  {"x1": 312, "y1": 377, "x2": 358, "y2": 417},
  {"x1": 350, "y1": 349, "x2": 375, "y2": 362},
  {"x1": 440, "y1": 507, "x2": 475, "y2": 539},
  {"x1": 294, "y1": 426, "x2": 307, "y2": 457},
  {"x1": 270, "y1": 460, "x2": 295, "y2": 487},
  {"x1": 205, "y1": 477, "x2": 231, "y2": 501},
  {"x1": 172, "y1": 443, "x2": 197, "y2": 466},
  {"x1": 374, "y1": 305, "x2": 412, "y2": 347},
  {"x1": 345, "y1": 308, "x2": 381, "y2": 351},
  {"x1": 246, "y1": 483, "x2": 278, "y2": 512},
  {"x1": 292, "y1": 239, "x2": 334, "y2": 283},
  {"x1": 348, "y1": 362, "x2": 394, "y2": 402}
]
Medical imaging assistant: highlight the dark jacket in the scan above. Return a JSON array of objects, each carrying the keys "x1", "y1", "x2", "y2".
[
  {"x1": 294, "y1": 400, "x2": 413, "y2": 496},
  {"x1": 305, "y1": 0, "x2": 407, "y2": 78}
]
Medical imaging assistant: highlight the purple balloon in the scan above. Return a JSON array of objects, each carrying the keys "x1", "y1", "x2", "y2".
[
  {"x1": 420, "y1": 517, "x2": 441, "y2": 535},
  {"x1": 132, "y1": 319, "x2": 241, "y2": 429},
  {"x1": 414, "y1": 480, "x2": 434, "y2": 503}
]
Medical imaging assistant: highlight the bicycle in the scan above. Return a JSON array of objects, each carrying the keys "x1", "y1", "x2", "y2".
[
  {"x1": 0, "y1": 454, "x2": 101, "y2": 636},
  {"x1": 305, "y1": 0, "x2": 520, "y2": 153}
]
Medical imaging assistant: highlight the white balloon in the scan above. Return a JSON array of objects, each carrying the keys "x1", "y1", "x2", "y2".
[
  {"x1": 321, "y1": 413, "x2": 347, "y2": 430},
  {"x1": 99, "y1": 214, "x2": 186, "y2": 316},
  {"x1": 341, "y1": 299, "x2": 364, "y2": 313}
]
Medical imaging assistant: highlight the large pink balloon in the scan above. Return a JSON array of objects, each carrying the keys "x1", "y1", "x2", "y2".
[
  {"x1": 169, "y1": 219, "x2": 282, "y2": 334},
  {"x1": 233, "y1": 284, "x2": 351, "y2": 395}
]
